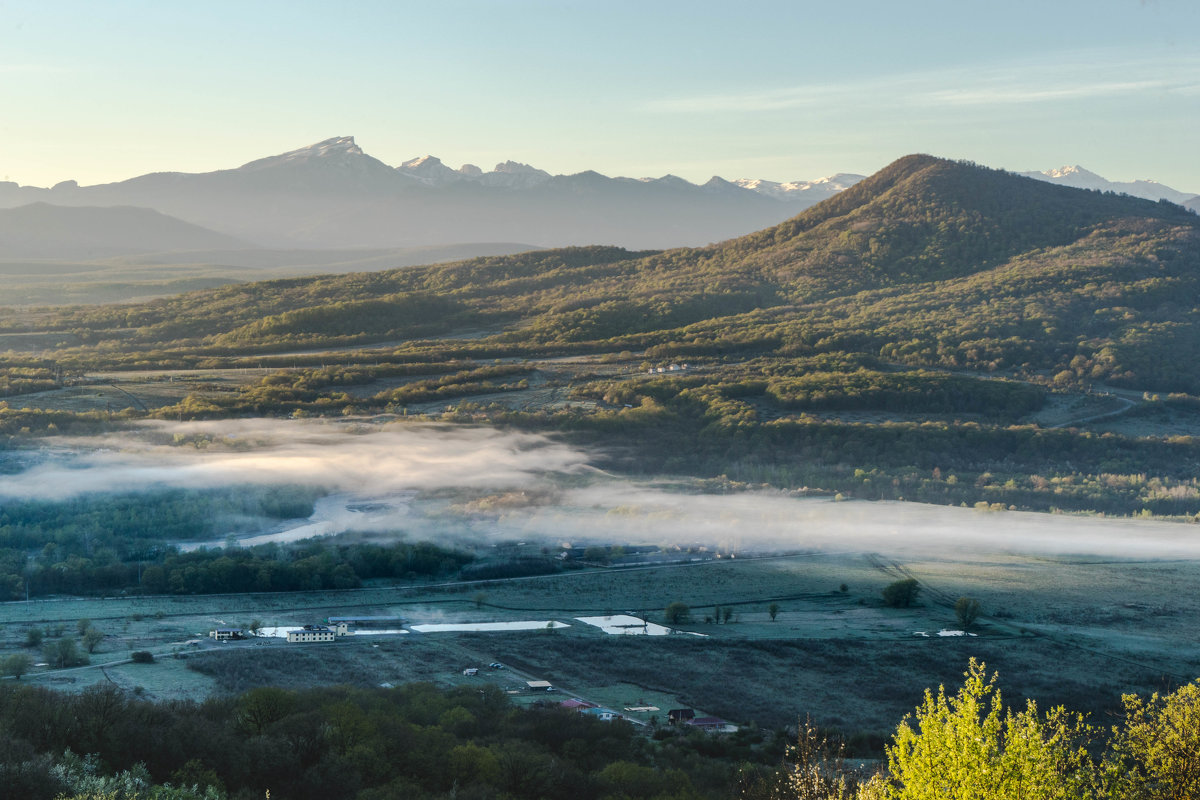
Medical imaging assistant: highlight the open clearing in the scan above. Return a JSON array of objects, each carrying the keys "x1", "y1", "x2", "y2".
[{"x1": 4, "y1": 547, "x2": 1199, "y2": 737}]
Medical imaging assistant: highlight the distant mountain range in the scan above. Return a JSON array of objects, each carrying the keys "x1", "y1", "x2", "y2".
[
  {"x1": 29, "y1": 154, "x2": 1200, "y2": 395},
  {"x1": 0, "y1": 137, "x2": 1194, "y2": 257},
  {"x1": 0, "y1": 202, "x2": 250, "y2": 260},
  {"x1": 1019, "y1": 165, "x2": 1198, "y2": 207},
  {"x1": 0, "y1": 137, "x2": 860, "y2": 252}
]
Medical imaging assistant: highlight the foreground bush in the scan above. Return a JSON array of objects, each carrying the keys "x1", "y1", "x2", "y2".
[{"x1": 755, "y1": 660, "x2": 1200, "y2": 800}]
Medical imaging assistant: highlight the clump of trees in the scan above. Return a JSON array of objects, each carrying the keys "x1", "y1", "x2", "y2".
[
  {"x1": 881, "y1": 578, "x2": 921, "y2": 608},
  {"x1": 42, "y1": 637, "x2": 87, "y2": 669}
]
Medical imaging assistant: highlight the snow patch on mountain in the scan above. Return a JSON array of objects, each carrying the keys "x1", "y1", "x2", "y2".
[
  {"x1": 1020, "y1": 165, "x2": 1195, "y2": 204},
  {"x1": 734, "y1": 173, "x2": 866, "y2": 201},
  {"x1": 397, "y1": 155, "x2": 465, "y2": 186},
  {"x1": 236, "y1": 135, "x2": 388, "y2": 174},
  {"x1": 273, "y1": 136, "x2": 364, "y2": 162}
]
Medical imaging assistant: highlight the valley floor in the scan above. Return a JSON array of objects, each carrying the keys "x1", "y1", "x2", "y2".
[{"x1": 5, "y1": 548, "x2": 1198, "y2": 737}]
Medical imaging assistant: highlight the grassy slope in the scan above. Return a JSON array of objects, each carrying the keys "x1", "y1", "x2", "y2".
[
  {"x1": 6, "y1": 155, "x2": 1195, "y2": 387},
  {"x1": 2, "y1": 156, "x2": 1200, "y2": 515}
]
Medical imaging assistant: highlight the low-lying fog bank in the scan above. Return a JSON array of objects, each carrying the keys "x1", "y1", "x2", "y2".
[{"x1": 4, "y1": 418, "x2": 1199, "y2": 560}]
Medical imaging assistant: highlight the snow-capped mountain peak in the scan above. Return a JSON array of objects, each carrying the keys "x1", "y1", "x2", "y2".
[
  {"x1": 276, "y1": 136, "x2": 364, "y2": 162},
  {"x1": 237, "y1": 136, "x2": 378, "y2": 173},
  {"x1": 401, "y1": 155, "x2": 444, "y2": 170},
  {"x1": 307, "y1": 136, "x2": 363, "y2": 157},
  {"x1": 396, "y1": 155, "x2": 466, "y2": 186},
  {"x1": 1042, "y1": 165, "x2": 1100, "y2": 180},
  {"x1": 1020, "y1": 165, "x2": 1195, "y2": 204},
  {"x1": 733, "y1": 173, "x2": 866, "y2": 202}
]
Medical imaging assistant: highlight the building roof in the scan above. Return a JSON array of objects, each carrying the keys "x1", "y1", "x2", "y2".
[
  {"x1": 560, "y1": 699, "x2": 596, "y2": 709},
  {"x1": 687, "y1": 716, "x2": 726, "y2": 726}
]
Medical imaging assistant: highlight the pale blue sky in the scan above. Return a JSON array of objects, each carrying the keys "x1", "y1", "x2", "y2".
[{"x1": 1, "y1": 0, "x2": 1197, "y2": 190}]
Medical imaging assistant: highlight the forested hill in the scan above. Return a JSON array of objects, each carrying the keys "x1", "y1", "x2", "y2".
[
  {"x1": 7, "y1": 154, "x2": 1200, "y2": 392},
  {"x1": 717, "y1": 153, "x2": 1198, "y2": 295}
]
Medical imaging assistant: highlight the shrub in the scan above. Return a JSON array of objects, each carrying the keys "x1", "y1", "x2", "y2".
[
  {"x1": 664, "y1": 601, "x2": 690, "y2": 624},
  {"x1": 130, "y1": 651, "x2": 155, "y2": 664},
  {"x1": 882, "y1": 578, "x2": 921, "y2": 608}
]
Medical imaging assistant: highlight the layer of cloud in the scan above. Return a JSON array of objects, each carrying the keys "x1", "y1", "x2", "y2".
[
  {"x1": 5, "y1": 419, "x2": 591, "y2": 501},
  {"x1": 647, "y1": 52, "x2": 1200, "y2": 114}
]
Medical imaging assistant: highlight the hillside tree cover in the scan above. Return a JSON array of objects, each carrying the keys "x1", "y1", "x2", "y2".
[{"x1": 0, "y1": 663, "x2": 1195, "y2": 799}]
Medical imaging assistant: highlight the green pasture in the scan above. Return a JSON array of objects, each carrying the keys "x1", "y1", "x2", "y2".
[{"x1": 3, "y1": 550, "x2": 1199, "y2": 735}]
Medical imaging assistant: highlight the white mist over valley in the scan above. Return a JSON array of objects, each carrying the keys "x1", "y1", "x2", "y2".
[{"x1": 7, "y1": 419, "x2": 1199, "y2": 561}]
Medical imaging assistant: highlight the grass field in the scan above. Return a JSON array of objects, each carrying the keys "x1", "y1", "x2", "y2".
[{"x1": 4, "y1": 547, "x2": 1198, "y2": 742}]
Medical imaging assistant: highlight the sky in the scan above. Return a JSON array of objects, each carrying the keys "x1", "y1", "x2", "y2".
[{"x1": 1, "y1": 0, "x2": 1197, "y2": 191}]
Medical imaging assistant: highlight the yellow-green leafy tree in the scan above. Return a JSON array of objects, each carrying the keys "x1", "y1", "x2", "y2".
[
  {"x1": 886, "y1": 659, "x2": 1097, "y2": 800},
  {"x1": 1104, "y1": 680, "x2": 1200, "y2": 800}
]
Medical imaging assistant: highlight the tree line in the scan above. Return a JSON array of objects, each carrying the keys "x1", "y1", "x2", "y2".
[
  {"x1": 2, "y1": 535, "x2": 474, "y2": 600},
  {"x1": 2, "y1": 660, "x2": 1196, "y2": 799}
]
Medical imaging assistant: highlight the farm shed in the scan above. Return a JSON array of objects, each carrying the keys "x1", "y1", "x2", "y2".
[
  {"x1": 327, "y1": 616, "x2": 406, "y2": 628},
  {"x1": 526, "y1": 680, "x2": 554, "y2": 692},
  {"x1": 686, "y1": 716, "x2": 737, "y2": 733}
]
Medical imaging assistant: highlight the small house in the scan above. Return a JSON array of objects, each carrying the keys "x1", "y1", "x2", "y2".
[
  {"x1": 210, "y1": 628, "x2": 243, "y2": 641},
  {"x1": 668, "y1": 708, "x2": 695, "y2": 724},
  {"x1": 582, "y1": 708, "x2": 621, "y2": 722}
]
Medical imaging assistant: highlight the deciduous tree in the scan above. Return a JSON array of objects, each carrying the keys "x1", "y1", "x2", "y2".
[
  {"x1": 954, "y1": 597, "x2": 981, "y2": 630},
  {"x1": 882, "y1": 578, "x2": 921, "y2": 608},
  {"x1": 664, "y1": 601, "x2": 690, "y2": 624}
]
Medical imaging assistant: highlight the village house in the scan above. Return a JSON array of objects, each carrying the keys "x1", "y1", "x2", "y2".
[
  {"x1": 667, "y1": 708, "x2": 695, "y2": 724},
  {"x1": 286, "y1": 624, "x2": 342, "y2": 643}
]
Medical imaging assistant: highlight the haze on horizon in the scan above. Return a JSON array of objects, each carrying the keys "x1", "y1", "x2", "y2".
[{"x1": 0, "y1": 0, "x2": 1197, "y2": 192}]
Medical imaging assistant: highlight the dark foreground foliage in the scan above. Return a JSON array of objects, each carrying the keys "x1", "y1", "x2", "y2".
[
  {"x1": 6, "y1": 663, "x2": 1198, "y2": 800},
  {"x1": 0, "y1": 680, "x2": 767, "y2": 800}
]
